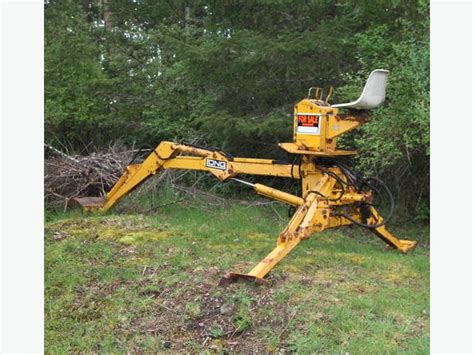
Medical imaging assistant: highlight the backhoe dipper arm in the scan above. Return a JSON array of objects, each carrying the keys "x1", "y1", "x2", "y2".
[
  {"x1": 75, "y1": 141, "x2": 300, "y2": 212},
  {"x1": 96, "y1": 141, "x2": 179, "y2": 211}
]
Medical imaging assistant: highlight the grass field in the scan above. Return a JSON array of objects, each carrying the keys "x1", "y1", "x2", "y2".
[{"x1": 45, "y1": 201, "x2": 429, "y2": 353}]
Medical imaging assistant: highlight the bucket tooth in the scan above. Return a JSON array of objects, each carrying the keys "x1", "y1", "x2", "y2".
[{"x1": 72, "y1": 196, "x2": 106, "y2": 211}]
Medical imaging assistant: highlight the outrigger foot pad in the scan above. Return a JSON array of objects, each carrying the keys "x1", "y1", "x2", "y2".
[
  {"x1": 397, "y1": 240, "x2": 418, "y2": 253},
  {"x1": 219, "y1": 272, "x2": 269, "y2": 287}
]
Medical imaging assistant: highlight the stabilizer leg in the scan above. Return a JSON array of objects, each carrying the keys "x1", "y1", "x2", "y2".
[
  {"x1": 220, "y1": 193, "x2": 320, "y2": 286},
  {"x1": 368, "y1": 207, "x2": 417, "y2": 253}
]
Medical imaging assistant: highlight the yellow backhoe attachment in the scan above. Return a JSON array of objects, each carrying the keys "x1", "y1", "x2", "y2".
[
  {"x1": 74, "y1": 69, "x2": 417, "y2": 285},
  {"x1": 74, "y1": 141, "x2": 298, "y2": 212}
]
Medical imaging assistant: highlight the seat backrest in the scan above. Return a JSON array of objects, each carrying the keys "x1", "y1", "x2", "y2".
[{"x1": 332, "y1": 69, "x2": 389, "y2": 110}]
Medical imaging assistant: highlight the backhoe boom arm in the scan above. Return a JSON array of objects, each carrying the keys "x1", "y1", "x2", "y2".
[{"x1": 75, "y1": 141, "x2": 299, "y2": 212}]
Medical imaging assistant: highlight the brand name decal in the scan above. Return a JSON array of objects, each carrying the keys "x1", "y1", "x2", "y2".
[{"x1": 206, "y1": 158, "x2": 227, "y2": 171}]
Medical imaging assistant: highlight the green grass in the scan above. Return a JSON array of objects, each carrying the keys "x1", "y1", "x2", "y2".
[{"x1": 45, "y1": 201, "x2": 429, "y2": 353}]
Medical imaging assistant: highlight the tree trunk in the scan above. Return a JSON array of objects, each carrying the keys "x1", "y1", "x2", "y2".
[
  {"x1": 103, "y1": 0, "x2": 112, "y2": 32},
  {"x1": 185, "y1": 6, "x2": 190, "y2": 37}
]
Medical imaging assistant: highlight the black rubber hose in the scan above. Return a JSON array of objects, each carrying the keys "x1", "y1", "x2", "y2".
[
  {"x1": 341, "y1": 176, "x2": 395, "y2": 228},
  {"x1": 128, "y1": 145, "x2": 153, "y2": 165},
  {"x1": 288, "y1": 205, "x2": 296, "y2": 218},
  {"x1": 313, "y1": 158, "x2": 395, "y2": 228},
  {"x1": 314, "y1": 166, "x2": 345, "y2": 201},
  {"x1": 290, "y1": 155, "x2": 299, "y2": 180}
]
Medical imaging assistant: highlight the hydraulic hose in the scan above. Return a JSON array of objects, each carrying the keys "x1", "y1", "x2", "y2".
[
  {"x1": 314, "y1": 157, "x2": 395, "y2": 229},
  {"x1": 341, "y1": 176, "x2": 395, "y2": 228}
]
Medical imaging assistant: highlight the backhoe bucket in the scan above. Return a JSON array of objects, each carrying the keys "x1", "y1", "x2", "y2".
[{"x1": 72, "y1": 196, "x2": 105, "y2": 211}]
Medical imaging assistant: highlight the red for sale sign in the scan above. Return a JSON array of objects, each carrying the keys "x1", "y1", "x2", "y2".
[{"x1": 296, "y1": 113, "x2": 321, "y2": 135}]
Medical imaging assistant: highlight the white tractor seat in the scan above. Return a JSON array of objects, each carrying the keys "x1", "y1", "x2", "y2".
[{"x1": 332, "y1": 69, "x2": 389, "y2": 110}]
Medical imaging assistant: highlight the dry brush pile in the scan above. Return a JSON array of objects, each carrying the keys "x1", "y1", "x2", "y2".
[{"x1": 44, "y1": 143, "x2": 135, "y2": 209}]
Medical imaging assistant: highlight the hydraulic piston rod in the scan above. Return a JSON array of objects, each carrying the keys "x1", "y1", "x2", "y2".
[{"x1": 232, "y1": 178, "x2": 304, "y2": 207}]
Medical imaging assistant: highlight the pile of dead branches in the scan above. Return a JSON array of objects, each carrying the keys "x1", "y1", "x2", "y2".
[{"x1": 44, "y1": 143, "x2": 135, "y2": 209}]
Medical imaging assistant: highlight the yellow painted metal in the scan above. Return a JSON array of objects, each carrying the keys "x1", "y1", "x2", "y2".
[
  {"x1": 253, "y1": 183, "x2": 304, "y2": 207},
  {"x1": 278, "y1": 142, "x2": 357, "y2": 156},
  {"x1": 81, "y1": 141, "x2": 299, "y2": 212},
  {"x1": 222, "y1": 192, "x2": 319, "y2": 285},
  {"x1": 75, "y1": 87, "x2": 418, "y2": 286},
  {"x1": 282, "y1": 97, "x2": 369, "y2": 156},
  {"x1": 367, "y1": 207, "x2": 418, "y2": 253},
  {"x1": 99, "y1": 142, "x2": 176, "y2": 211},
  {"x1": 327, "y1": 113, "x2": 368, "y2": 139},
  {"x1": 164, "y1": 156, "x2": 298, "y2": 178}
]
